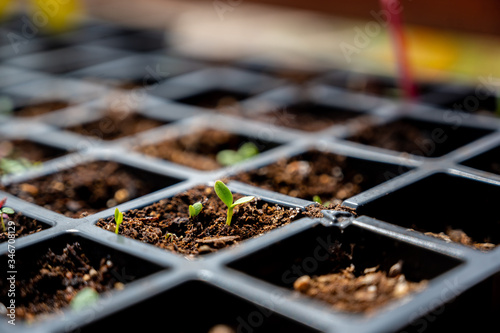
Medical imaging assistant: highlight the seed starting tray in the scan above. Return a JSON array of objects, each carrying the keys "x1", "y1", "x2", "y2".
[{"x1": 1, "y1": 15, "x2": 500, "y2": 333}]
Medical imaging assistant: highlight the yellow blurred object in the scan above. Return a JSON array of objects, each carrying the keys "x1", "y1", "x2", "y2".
[
  {"x1": 30, "y1": 0, "x2": 83, "y2": 32},
  {"x1": 0, "y1": 0, "x2": 13, "y2": 16},
  {"x1": 0, "y1": 0, "x2": 83, "y2": 32}
]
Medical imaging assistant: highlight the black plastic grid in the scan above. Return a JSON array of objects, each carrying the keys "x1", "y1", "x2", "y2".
[{"x1": 0, "y1": 15, "x2": 500, "y2": 333}]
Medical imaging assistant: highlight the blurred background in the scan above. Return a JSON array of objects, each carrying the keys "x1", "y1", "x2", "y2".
[{"x1": 1, "y1": 0, "x2": 500, "y2": 83}]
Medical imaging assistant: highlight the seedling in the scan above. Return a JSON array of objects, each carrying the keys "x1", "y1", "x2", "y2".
[
  {"x1": 188, "y1": 202, "x2": 203, "y2": 218},
  {"x1": 216, "y1": 142, "x2": 259, "y2": 166},
  {"x1": 70, "y1": 287, "x2": 99, "y2": 311},
  {"x1": 312, "y1": 195, "x2": 331, "y2": 207},
  {"x1": 312, "y1": 195, "x2": 322, "y2": 204},
  {"x1": 165, "y1": 232, "x2": 176, "y2": 242},
  {"x1": 0, "y1": 157, "x2": 40, "y2": 175},
  {"x1": 214, "y1": 180, "x2": 254, "y2": 226},
  {"x1": 114, "y1": 208, "x2": 124, "y2": 235},
  {"x1": 0, "y1": 198, "x2": 14, "y2": 232}
]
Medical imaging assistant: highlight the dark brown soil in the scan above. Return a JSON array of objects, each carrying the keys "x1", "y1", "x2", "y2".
[
  {"x1": 96, "y1": 185, "x2": 347, "y2": 257},
  {"x1": 176, "y1": 89, "x2": 249, "y2": 110},
  {"x1": 66, "y1": 110, "x2": 165, "y2": 140},
  {"x1": 232, "y1": 150, "x2": 370, "y2": 205},
  {"x1": 15, "y1": 100, "x2": 70, "y2": 118},
  {"x1": 1, "y1": 161, "x2": 173, "y2": 218},
  {"x1": 0, "y1": 212, "x2": 49, "y2": 243},
  {"x1": 137, "y1": 129, "x2": 270, "y2": 171},
  {"x1": 347, "y1": 120, "x2": 430, "y2": 155},
  {"x1": 0, "y1": 242, "x2": 125, "y2": 322},
  {"x1": 248, "y1": 103, "x2": 359, "y2": 132},
  {"x1": 424, "y1": 227, "x2": 496, "y2": 251},
  {"x1": 294, "y1": 262, "x2": 427, "y2": 314}
]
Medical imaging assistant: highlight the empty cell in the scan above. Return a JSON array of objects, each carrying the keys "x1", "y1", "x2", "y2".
[
  {"x1": 347, "y1": 118, "x2": 492, "y2": 157},
  {"x1": 176, "y1": 89, "x2": 251, "y2": 110},
  {"x1": 228, "y1": 224, "x2": 461, "y2": 314},
  {"x1": 399, "y1": 271, "x2": 500, "y2": 333},
  {"x1": 320, "y1": 71, "x2": 436, "y2": 98},
  {"x1": 66, "y1": 111, "x2": 167, "y2": 141},
  {"x1": 232, "y1": 150, "x2": 410, "y2": 204},
  {"x1": 357, "y1": 173, "x2": 500, "y2": 251},
  {"x1": 0, "y1": 234, "x2": 163, "y2": 322},
  {"x1": 461, "y1": 145, "x2": 500, "y2": 176},
  {"x1": 79, "y1": 281, "x2": 320, "y2": 332},
  {"x1": 419, "y1": 86, "x2": 497, "y2": 113},
  {"x1": 1, "y1": 160, "x2": 182, "y2": 218},
  {"x1": 248, "y1": 101, "x2": 363, "y2": 132}
]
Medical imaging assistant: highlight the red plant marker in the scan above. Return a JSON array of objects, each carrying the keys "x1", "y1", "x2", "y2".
[{"x1": 380, "y1": 0, "x2": 417, "y2": 100}]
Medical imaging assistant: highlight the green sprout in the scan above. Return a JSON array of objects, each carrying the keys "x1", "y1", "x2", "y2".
[
  {"x1": 214, "y1": 180, "x2": 254, "y2": 226},
  {"x1": 216, "y1": 142, "x2": 259, "y2": 166},
  {"x1": 0, "y1": 198, "x2": 14, "y2": 232},
  {"x1": 0, "y1": 157, "x2": 40, "y2": 175},
  {"x1": 312, "y1": 195, "x2": 322, "y2": 204},
  {"x1": 188, "y1": 202, "x2": 203, "y2": 218},
  {"x1": 114, "y1": 208, "x2": 124, "y2": 235},
  {"x1": 70, "y1": 287, "x2": 99, "y2": 311},
  {"x1": 312, "y1": 195, "x2": 331, "y2": 207},
  {"x1": 165, "y1": 232, "x2": 176, "y2": 242}
]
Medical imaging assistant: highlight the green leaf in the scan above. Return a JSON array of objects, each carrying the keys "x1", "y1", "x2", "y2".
[
  {"x1": 70, "y1": 287, "x2": 99, "y2": 311},
  {"x1": 238, "y1": 142, "x2": 259, "y2": 159},
  {"x1": 216, "y1": 150, "x2": 242, "y2": 166},
  {"x1": 114, "y1": 208, "x2": 124, "y2": 234},
  {"x1": 214, "y1": 180, "x2": 233, "y2": 207},
  {"x1": 189, "y1": 202, "x2": 203, "y2": 217},
  {"x1": 1, "y1": 207, "x2": 14, "y2": 215},
  {"x1": 312, "y1": 195, "x2": 322, "y2": 204},
  {"x1": 232, "y1": 196, "x2": 255, "y2": 207},
  {"x1": 114, "y1": 208, "x2": 123, "y2": 224}
]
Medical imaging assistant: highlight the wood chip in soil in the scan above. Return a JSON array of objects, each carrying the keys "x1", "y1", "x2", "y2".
[
  {"x1": 424, "y1": 227, "x2": 496, "y2": 251},
  {"x1": 294, "y1": 262, "x2": 427, "y2": 314}
]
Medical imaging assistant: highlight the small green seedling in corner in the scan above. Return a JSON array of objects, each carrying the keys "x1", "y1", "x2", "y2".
[
  {"x1": 188, "y1": 202, "x2": 203, "y2": 218},
  {"x1": 0, "y1": 198, "x2": 14, "y2": 232},
  {"x1": 70, "y1": 287, "x2": 99, "y2": 311},
  {"x1": 114, "y1": 208, "x2": 124, "y2": 235},
  {"x1": 214, "y1": 180, "x2": 254, "y2": 226}
]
